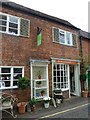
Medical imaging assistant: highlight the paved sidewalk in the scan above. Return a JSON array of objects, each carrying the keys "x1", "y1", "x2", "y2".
[
  {"x1": 2, "y1": 96, "x2": 89, "y2": 119},
  {"x1": 18, "y1": 96, "x2": 88, "y2": 119}
]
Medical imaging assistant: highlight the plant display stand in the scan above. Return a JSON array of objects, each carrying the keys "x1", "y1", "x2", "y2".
[{"x1": 1, "y1": 93, "x2": 17, "y2": 118}]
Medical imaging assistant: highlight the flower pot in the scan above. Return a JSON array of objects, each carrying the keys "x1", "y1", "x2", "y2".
[
  {"x1": 82, "y1": 91, "x2": 88, "y2": 98},
  {"x1": 44, "y1": 102, "x2": 49, "y2": 108},
  {"x1": 31, "y1": 105, "x2": 36, "y2": 112},
  {"x1": 17, "y1": 102, "x2": 26, "y2": 114}
]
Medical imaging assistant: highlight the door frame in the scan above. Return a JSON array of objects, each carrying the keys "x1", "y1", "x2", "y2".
[{"x1": 69, "y1": 63, "x2": 81, "y2": 97}]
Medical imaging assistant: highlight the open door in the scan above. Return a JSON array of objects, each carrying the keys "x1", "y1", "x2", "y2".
[{"x1": 70, "y1": 65, "x2": 76, "y2": 95}]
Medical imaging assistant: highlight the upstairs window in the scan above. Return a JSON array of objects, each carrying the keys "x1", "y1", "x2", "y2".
[
  {"x1": 8, "y1": 16, "x2": 19, "y2": 35},
  {"x1": 53, "y1": 27, "x2": 77, "y2": 47},
  {"x1": 0, "y1": 12, "x2": 30, "y2": 37}
]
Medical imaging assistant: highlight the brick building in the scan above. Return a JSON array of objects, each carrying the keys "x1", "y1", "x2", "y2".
[
  {"x1": 0, "y1": 1, "x2": 84, "y2": 101},
  {"x1": 79, "y1": 30, "x2": 90, "y2": 91}
]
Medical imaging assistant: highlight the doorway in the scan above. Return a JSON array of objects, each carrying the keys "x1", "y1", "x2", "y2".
[{"x1": 70, "y1": 65, "x2": 76, "y2": 96}]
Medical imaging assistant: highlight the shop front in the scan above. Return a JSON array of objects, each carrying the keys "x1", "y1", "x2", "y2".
[{"x1": 52, "y1": 58, "x2": 81, "y2": 98}]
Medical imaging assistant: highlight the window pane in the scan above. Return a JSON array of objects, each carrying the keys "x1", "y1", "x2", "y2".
[
  {"x1": 60, "y1": 31, "x2": 65, "y2": 43},
  {"x1": 9, "y1": 16, "x2": 18, "y2": 23},
  {"x1": 13, "y1": 81, "x2": 18, "y2": 86},
  {"x1": 13, "y1": 74, "x2": 22, "y2": 79},
  {"x1": 9, "y1": 28, "x2": 18, "y2": 34},
  {"x1": 53, "y1": 65, "x2": 56, "y2": 70},
  {"x1": 0, "y1": 14, "x2": 7, "y2": 20},
  {"x1": 1, "y1": 68, "x2": 10, "y2": 73},
  {"x1": 57, "y1": 77, "x2": 60, "y2": 82},
  {"x1": 53, "y1": 71, "x2": 56, "y2": 76},
  {"x1": 53, "y1": 77, "x2": 56, "y2": 82},
  {"x1": 5, "y1": 81, "x2": 10, "y2": 87},
  {"x1": 66, "y1": 32, "x2": 71, "y2": 44},
  {"x1": 0, "y1": 26, "x2": 6, "y2": 32},
  {"x1": 0, "y1": 20, "x2": 7, "y2": 26},
  {"x1": 1, "y1": 74, "x2": 11, "y2": 80},
  {"x1": 14, "y1": 68, "x2": 22, "y2": 73},
  {"x1": 9, "y1": 23, "x2": 18, "y2": 28}
]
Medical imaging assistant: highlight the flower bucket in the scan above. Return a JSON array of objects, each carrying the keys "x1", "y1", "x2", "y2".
[{"x1": 44, "y1": 102, "x2": 49, "y2": 108}]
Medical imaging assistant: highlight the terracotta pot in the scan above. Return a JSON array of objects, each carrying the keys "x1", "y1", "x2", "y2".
[
  {"x1": 31, "y1": 105, "x2": 36, "y2": 112},
  {"x1": 17, "y1": 102, "x2": 26, "y2": 114},
  {"x1": 82, "y1": 91, "x2": 88, "y2": 98},
  {"x1": 38, "y1": 75, "x2": 41, "y2": 79}
]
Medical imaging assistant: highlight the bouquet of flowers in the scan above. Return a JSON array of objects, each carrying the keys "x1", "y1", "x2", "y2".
[{"x1": 43, "y1": 96, "x2": 51, "y2": 103}]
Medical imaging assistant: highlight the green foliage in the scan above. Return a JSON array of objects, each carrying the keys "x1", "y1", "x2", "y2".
[
  {"x1": 36, "y1": 81, "x2": 42, "y2": 84},
  {"x1": 17, "y1": 77, "x2": 30, "y2": 90},
  {"x1": 17, "y1": 77, "x2": 30, "y2": 103},
  {"x1": 80, "y1": 73, "x2": 86, "y2": 81},
  {"x1": 29, "y1": 98, "x2": 37, "y2": 107},
  {"x1": 41, "y1": 90, "x2": 45, "y2": 94}
]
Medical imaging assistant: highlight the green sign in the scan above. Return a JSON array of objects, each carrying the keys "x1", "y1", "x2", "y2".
[{"x1": 37, "y1": 33, "x2": 42, "y2": 46}]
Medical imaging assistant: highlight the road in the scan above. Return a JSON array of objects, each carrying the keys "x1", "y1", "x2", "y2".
[{"x1": 40, "y1": 103, "x2": 89, "y2": 119}]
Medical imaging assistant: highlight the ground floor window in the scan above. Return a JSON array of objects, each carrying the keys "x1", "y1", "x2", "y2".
[
  {"x1": 53, "y1": 64, "x2": 68, "y2": 90},
  {"x1": 0, "y1": 66, "x2": 24, "y2": 89}
]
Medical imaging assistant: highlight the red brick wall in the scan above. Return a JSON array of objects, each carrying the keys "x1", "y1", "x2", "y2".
[
  {"x1": 1, "y1": 7, "x2": 80, "y2": 101},
  {"x1": 82, "y1": 38, "x2": 89, "y2": 64}
]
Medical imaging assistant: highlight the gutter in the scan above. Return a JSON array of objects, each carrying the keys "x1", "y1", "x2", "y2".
[{"x1": 1, "y1": 2, "x2": 80, "y2": 30}]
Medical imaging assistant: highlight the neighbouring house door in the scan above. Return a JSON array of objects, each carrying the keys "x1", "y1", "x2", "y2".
[{"x1": 70, "y1": 65, "x2": 76, "y2": 95}]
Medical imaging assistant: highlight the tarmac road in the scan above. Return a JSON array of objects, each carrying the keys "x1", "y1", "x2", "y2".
[{"x1": 40, "y1": 103, "x2": 89, "y2": 119}]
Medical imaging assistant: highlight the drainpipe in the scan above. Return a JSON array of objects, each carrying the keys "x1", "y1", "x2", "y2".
[{"x1": 79, "y1": 32, "x2": 83, "y2": 69}]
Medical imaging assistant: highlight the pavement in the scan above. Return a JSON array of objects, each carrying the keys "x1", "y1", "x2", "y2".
[{"x1": 2, "y1": 96, "x2": 89, "y2": 119}]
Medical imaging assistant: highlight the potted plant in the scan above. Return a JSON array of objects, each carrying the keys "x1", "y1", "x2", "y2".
[
  {"x1": 80, "y1": 73, "x2": 88, "y2": 97},
  {"x1": 43, "y1": 96, "x2": 51, "y2": 108},
  {"x1": 41, "y1": 90, "x2": 45, "y2": 96},
  {"x1": 37, "y1": 70, "x2": 42, "y2": 79},
  {"x1": 29, "y1": 97, "x2": 37, "y2": 112},
  {"x1": 36, "y1": 81, "x2": 42, "y2": 87},
  {"x1": 80, "y1": 73, "x2": 86, "y2": 90},
  {"x1": 17, "y1": 77, "x2": 30, "y2": 114}
]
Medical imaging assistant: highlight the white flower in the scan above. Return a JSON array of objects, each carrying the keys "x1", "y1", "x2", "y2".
[{"x1": 43, "y1": 96, "x2": 51, "y2": 101}]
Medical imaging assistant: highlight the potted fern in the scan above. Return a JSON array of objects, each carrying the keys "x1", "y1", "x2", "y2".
[
  {"x1": 17, "y1": 77, "x2": 30, "y2": 113},
  {"x1": 29, "y1": 97, "x2": 37, "y2": 112}
]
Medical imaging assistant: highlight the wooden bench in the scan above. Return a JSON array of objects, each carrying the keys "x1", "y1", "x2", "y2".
[{"x1": 0, "y1": 93, "x2": 18, "y2": 118}]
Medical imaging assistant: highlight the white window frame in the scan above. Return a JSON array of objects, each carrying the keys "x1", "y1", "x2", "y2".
[
  {"x1": 0, "y1": 66, "x2": 24, "y2": 90},
  {"x1": 0, "y1": 12, "x2": 30, "y2": 37},
  {"x1": 0, "y1": 12, "x2": 20, "y2": 36},
  {"x1": 53, "y1": 27, "x2": 76, "y2": 46},
  {"x1": 59, "y1": 29, "x2": 73, "y2": 46},
  {"x1": 53, "y1": 63, "x2": 69, "y2": 91}
]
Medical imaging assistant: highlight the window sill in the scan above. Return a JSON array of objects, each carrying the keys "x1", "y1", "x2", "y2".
[
  {"x1": 0, "y1": 86, "x2": 18, "y2": 90},
  {"x1": 53, "y1": 41, "x2": 76, "y2": 47}
]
